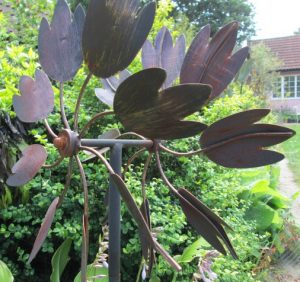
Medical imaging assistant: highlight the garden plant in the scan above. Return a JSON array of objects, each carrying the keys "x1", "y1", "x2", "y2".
[{"x1": 0, "y1": 0, "x2": 296, "y2": 281}]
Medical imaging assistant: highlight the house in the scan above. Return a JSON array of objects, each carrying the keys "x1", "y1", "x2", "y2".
[{"x1": 250, "y1": 35, "x2": 300, "y2": 113}]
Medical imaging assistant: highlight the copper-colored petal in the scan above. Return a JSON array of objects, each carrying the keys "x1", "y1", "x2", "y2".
[
  {"x1": 200, "y1": 110, "x2": 295, "y2": 168},
  {"x1": 38, "y1": 0, "x2": 85, "y2": 82},
  {"x1": 111, "y1": 174, "x2": 181, "y2": 271},
  {"x1": 6, "y1": 145, "x2": 47, "y2": 187},
  {"x1": 180, "y1": 22, "x2": 248, "y2": 100},
  {"x1": 28, "y1": 197, "x2": 59, "y2": 263},
  {"x1": 83, "y1": 0, "x2": 155, "y2": 78},
  {"x1": 114, "y1": 68, "x2": 210, "y2": 139},
  {"x1": 13, "y1": 70, "x2": 54, "y2": 123},
  {"x1": 178, "y1": 188, "x2": 237, "y2": 258}
]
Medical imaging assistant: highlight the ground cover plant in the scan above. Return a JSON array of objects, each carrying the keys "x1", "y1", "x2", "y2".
[{"x1": 0, "y1": 0, "x2": 296, "y2": 281}]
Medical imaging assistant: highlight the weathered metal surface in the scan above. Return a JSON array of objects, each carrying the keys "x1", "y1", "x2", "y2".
[
  {"x1": 180, "y1": 22, "x2": 249, "y2": 100},
  {"x1": 38, "y1": 0, "x2": 85, "y2": 82},
  {"x1": 82, "y1": 0, "x2": 156, "y2": 78},
  {"x1": 95, "y1": 70, "x2": 131, "y2": 107},
  {"x1": 178, "y1": 188, "x2": 237, "y2": 259},
  {"x1": 28, "y1": 197, "x2": 59, "y2": 263},
  {"x1": 114, "y1": 68, "x2": 211, "y2": 139},
  {"x1": 6, "y1": 145, "x2": 47, "y2": 187},
  {"x1": 13, "y1": 70, "x2": 54, "y2": 123},
  {"x1": 142, "y1": 27, "x2": 186, "y2": 89},
  {"x1": 110, "y1": 173, "x2": 182, "y2": 271},
  {"x1": 200, "y1": 109, "x2": 295, "y2": 168}
]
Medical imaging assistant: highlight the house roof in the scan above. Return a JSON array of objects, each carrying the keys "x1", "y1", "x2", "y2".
[{"x1": 250, "y1": 35, "x2": 300, "y2": 71}]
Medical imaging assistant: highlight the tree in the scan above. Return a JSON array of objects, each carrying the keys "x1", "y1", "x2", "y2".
[{"x1": 172, "y1": 0, "x2": 255, "y2": 44}]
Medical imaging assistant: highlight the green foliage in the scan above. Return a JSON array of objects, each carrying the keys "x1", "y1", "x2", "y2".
[
  {"x1": 173, "y1": 0, "x2": 255, "y2": 43},
  {"x1": 74, "y1": 265, "x2": 108, "y2": 282},
  {"x1": 0, "y1": 260, "x2": 14, "y2": 282},
  {"x1": 238, "y1": 43, "x2": 282, "y2": 100},
  {"x1": 50, "y1": 238, "x2": 72, "y2": 282}
]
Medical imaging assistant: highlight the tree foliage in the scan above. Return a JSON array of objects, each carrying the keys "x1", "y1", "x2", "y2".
[{"x1": 173, "y1": 0, "x2": 255, "y2": 43}]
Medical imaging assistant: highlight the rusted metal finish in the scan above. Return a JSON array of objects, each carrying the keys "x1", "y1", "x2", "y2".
[
  {"x1": 114, "y1": 68, "x2": 211, "y2": 139},
  {"x1": 180, "y1": 22, "x2": 249, "y2": 100},
  {"x1": 200, "y1": 109, "x2": 295, "y2": 168},
  {"x1": 54, "y1": 129, "x2": 80, "y2": 157},
  {"x1": 38, "y1": 0, "x2": 85, "y2": 82},
  {"x1": 82, "y1": 0, "x2": 156, "y2": 78},
  {"x1": 142, "y1": 26, "x2": 186, "y2": 89},
  {"x1": 28, "y1": 197, "x2": 59, "y2": 263},
  {"x1": 13, "y1": 70, "x2": 54, "y2": 123},
  {"x1": 6, "y1": 145, "x2": 47, "y2": 187}
]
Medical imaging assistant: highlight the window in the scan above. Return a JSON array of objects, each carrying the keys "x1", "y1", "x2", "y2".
[{"x1": 272, "y1": 75, "x2": 300, "y2": 99}]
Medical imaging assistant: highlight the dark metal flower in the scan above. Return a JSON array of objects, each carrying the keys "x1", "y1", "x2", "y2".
[
  {"x1": 82, "y1": 0, "x2": 156, "y2": 78},
  {"x1": 142, "y1": 26, "x2": 186, "y2": 89},
  {"x1": 114, "y1": 68, "x2": 211, "y2": 140},
  {"x1": 200, "y1": 109, "x2": 295, "y2": 168},
  {"x1": 180, "y1": 21, "x2": 249, "y2": 100},
  {"x1": 38, "y1": 0, "x2": 85, "y2": 82}
]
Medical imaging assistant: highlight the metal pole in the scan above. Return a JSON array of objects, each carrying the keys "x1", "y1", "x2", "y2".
[{"x1": 108, "y1": 144, "x2": 123, "y2": 282}]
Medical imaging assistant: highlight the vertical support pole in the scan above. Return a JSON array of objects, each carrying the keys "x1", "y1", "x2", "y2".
[{"x1": 108, "y1": 144, "x2": 123, "y2": 282}]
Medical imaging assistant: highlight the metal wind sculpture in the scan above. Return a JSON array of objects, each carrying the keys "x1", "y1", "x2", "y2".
[{"x1": 5, "y1": 0, "x2": 295, "y2": 281}]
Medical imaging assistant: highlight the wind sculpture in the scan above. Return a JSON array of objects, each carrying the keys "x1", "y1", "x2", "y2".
[{"x1": 5, "y1": 0, "x2": 295, "y2": 281}]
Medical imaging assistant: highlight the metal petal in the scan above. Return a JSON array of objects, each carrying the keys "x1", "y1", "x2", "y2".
[
  {"x1": 103, "y1": 69, "x2": 132, "y2": 92},
  {"x1": 142, "y1": 27, "x2": 186, "y2": 89},
  {"x1": 38, "y1": 0, "x2": 85, "y2": 82},
  {"x1": 6, "y1": 145, "x2": 47, "y2": 187},
  {"x1": 177, "y1": 189, "x2": 237, "y2": 258},
  {"x1": 28, "y1": 197, "x2": 59, "y2": 263},
  {"x1": 95, "y1": 88, "x2": 115, "y2": 107},
  {"x1": 111, "y1": 174, "x2": 181, "y2": 271},
  {"x1": 114, "y1": 68, "x2": 211, "y2": 139},
  {"x1": 180, "y1": 22, "x2": 249, "y2": 100},
  {"x1": 200, "y1": 109, "x2": 295, "y2": 168},
  {"x1": 83, "y1": 0, "x2": 156, "y2": 78},
  {"x1": 13, "y1": 70, "x2": 54, "y2": 123}
]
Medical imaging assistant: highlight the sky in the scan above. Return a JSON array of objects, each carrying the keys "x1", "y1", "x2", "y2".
[{"x1": 250, "y1": 0, "x2": 300, "y2": 39}]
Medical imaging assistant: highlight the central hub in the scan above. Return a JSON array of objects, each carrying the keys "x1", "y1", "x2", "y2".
[{"x1": 53, "y1": 129, "x2": 80, "y2": 157}]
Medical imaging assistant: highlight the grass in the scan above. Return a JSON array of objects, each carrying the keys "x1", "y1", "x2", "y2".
[{"x1": 281, "y1": 124, "x2": 300, "y2": 186}]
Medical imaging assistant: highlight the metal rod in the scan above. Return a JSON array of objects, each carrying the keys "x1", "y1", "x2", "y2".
[
  {"x1": 108, "y1": 144, "x2": 123, "y2": 282},
  {"x1": 81, "y1": 139, "x2": 153, "y2": 148}
]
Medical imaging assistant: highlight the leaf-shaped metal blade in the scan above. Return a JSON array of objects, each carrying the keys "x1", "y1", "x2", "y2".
[
  {"x1": 38, "y1": 0, "x2": 85, "y2": 82},
  {"x1": 83, "y1": 0, "x2": 156, "y2": 78},
  {"x1": 13, "y1": 70, "x2": 54, "y2": 123},
  {"x1": 177, "y1": 189, "x2": 237, "y2": 258},
  {"x1": 200, "y1": 109, "x2": 295, "y2": 168},
  {"x1": 28, "y1": 197, "x2": 59, "y2": 263},
  {"x1": 111, "y1": 174, "x2": 181, "y2": 271},
  {"x1": 180, "y1": 22, "x2": 249, "y2": 100},
  {"x1": 142, "y1": 27, "x2": 186, "y2": 89},
  {"x1": 114, "y1": 68, "x2": 211, "y2": 140},
  {"x1": 6, "y1": 145, "x2": 47, "y2": 187},
  {"x1": 95, "y1": 88, "x2": 115, "y2": 107}
]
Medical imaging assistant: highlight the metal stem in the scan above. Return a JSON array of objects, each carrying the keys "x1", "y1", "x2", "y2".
[
  {"x1": 81, "y1": 139, "x2": 153, "y2": 148},
  {"x1": 108, "y1": 144, "x2": 123, "y2": 282},
  {"x1": 59, "y1": 82, "x2": 70, "y2": 129}
]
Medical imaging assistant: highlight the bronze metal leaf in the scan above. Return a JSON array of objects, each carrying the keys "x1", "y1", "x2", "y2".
[
  {"x1": 13, "y1": 70, "x2": 54, "y2": 123},
  {"x1": 200, "y1": 109, "x2": 295, "y2": 168},
  {"x1": 180, "y1": 22, "x2": 249, "y2": 100},
  {"x1": 114, "y1": 68, "x2": 211, "y2": 139},
  {"x1": 38, "y1": 0, "x2": 85, "y2": 82},
  {"x1": 83, "y1": 0, "x2": 156, "y2": 78},
  {"x1": 6, "y1": 145, "x2": 47, "y2": 187}
]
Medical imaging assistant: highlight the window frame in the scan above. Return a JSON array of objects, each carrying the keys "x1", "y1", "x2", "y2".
[{"x1": 272, "y1": 75, "x2": 300, "y2": 100}]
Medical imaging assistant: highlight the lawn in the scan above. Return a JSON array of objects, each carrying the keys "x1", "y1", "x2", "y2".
[{"x1": 281, "y1": 124, "x2": 300, "y2": 185}]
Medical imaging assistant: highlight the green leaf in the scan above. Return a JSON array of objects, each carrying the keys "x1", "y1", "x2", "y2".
[
  {"x1": 292, "y1": 192, "x2": 300, "y2": 201},
  {"x1": 149, "y1": 277, "x2": 161, "y2": 282},
  {"x1": 74, "y1": 265, "x2": 108, "y2": 282},
  {"x1": 245, "y1": 202, "x2": 275, "y2": 231},
  {"x1": 50, "y1": 238, "x2": 72, "y2": 282},
  {"x1": 177, "y1": 238, "x2": 209, "y2": 263},
  {"x1": 0, "y1": 260, "x2": 14, "y2": 282}
]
